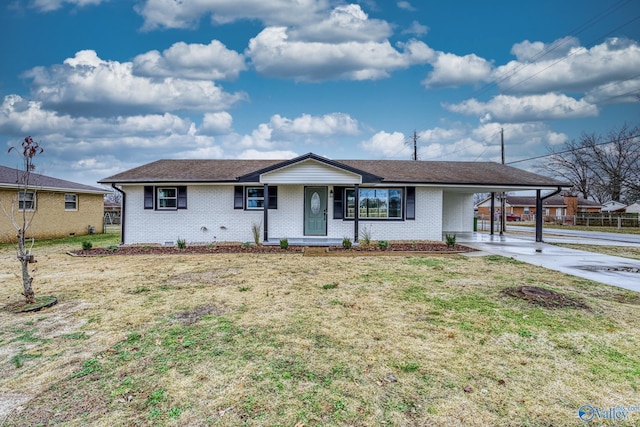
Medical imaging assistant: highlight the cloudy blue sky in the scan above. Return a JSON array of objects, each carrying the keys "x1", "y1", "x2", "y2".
[{"x1": 1, "y1": 0, "x2": 639, "y2": 186}]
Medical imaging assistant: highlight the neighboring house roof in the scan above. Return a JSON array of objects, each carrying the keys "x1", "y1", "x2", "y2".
[
  {"x1": 626, "y1": 202, "x2": 640, "y2": 214},
  {"x1": 0, "y1": 165, "x2": 107, "y2": 194},
  {"x1": 504, "y1": 195, "x2": 601, "y2": 208},
  {"x1": 99, "y1": 153, "x2": 568, "y2": 190},
  {"x1": 601, "y1": 201, "x2": 627, "y2": 212}
]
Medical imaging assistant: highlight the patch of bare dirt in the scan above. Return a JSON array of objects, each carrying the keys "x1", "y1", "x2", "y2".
[
  {"x1": 502, "y1": 285, "x2": 589, "y2": 309},
  {"x1": 171, "y1": 304, "x2": 226, "y2": 325}
]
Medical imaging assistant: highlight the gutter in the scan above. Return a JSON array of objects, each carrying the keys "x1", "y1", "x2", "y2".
[
  {"x1": 111, "y1": 184, "x2": 125, "y2": 245},
  {"x1": 535, "y1": 186, "x2": 564, "y2": 242}
]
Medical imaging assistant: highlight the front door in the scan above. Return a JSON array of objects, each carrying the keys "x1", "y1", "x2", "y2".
[{"x1": 304, "y1": 187, "x2": 327, "y2": 236}]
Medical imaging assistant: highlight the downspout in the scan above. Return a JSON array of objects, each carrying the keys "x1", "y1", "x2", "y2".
[
  {"x1": 263, "y1": 183, "x2": 269, "y2": 243},
  {"x1": 535, "y1": 186, "x2": 563, "y2": 242},
  {"x1": 111, "y1": 184, "x2": 125, "y2": 245}
]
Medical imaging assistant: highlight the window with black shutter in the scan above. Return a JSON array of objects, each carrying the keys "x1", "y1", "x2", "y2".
[
  {"x1": 144, "y1": 186, "x2": 154, "y2": 209},
  {"x1": 406, "y1": 187, "x2": 415, "y2": 220}
]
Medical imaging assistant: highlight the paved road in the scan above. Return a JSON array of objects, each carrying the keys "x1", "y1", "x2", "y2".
[
  {"x1": 457, "y1": 232, "x2": 640, "y2": 292},
  {"x1": 506, "y1": 225, "x2": 640, "y2": 245}
]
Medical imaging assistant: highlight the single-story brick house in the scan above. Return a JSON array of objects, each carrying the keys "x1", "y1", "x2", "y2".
[
  {"x1": 0, "y1": 165, "x2": 108, "y2": 243},
  {"x1": 476, "y1": 194, "x2": 601, "y2": 220},
  {"x1": 99, "y1": 153, "x2": 568, "y2": 245}
]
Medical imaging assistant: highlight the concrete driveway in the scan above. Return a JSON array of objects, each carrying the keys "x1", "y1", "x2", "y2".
[{"x1": 457, "y1": 232, "x2": 640, "y2": 292}]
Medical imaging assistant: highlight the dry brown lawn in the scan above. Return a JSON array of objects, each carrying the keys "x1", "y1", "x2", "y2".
[{"x1": 1, "y1": 238, "x2": 639, "y2": 426}]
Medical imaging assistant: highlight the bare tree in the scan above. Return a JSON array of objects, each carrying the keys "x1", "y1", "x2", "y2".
[
  {"x1": 6, "y1": 137, "x2": 44, "y2": 304},
  {"x1": 537, "y1": 138, "x2": 594, "y2": 200},
  {"x1": 538, "y1": 123, "x2": 640, "y2": 203}
]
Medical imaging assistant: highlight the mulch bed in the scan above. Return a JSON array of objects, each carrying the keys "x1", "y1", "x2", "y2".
[{"x1": 70, "y1": 242, "x2": 475, "y2": 257}]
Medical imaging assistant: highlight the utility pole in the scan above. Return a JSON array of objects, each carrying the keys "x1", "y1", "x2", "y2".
[
  {"x1": 410, "y1": 130, "x2": 419, "y2": 161},
  {"x1": 500, "y1": 128, "x2": 506, "y2": 235}
]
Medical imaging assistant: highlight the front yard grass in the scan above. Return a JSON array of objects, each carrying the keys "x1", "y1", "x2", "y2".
[{"x1": 1, "y1": 241, "x2": 639, "y2": 426}]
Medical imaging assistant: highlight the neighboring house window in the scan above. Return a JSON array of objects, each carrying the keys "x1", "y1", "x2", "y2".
[
  {"x1": 18, "y1": 191, "x2": 36, "y2": 211},
  {"x1": 143, "y1": 186, "x2": 187, "y2": 210},
  {"x1": 246, "y1": 187, "x2": 264, "y2": 209},
  {"x1": 345, "y1": 188, "x2": 403, "y2": 219},
  {"x1": 65, "y1": 194, "x2": 78, "y2": 210},
  {"x1": 524, "y1": 207, "x2": 530, "y2": 214}
]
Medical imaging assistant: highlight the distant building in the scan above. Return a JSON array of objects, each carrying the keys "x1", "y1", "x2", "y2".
[
  {"x1": 476, "y1": 194, "x2": 601, "y2": 220},
  {"x1": 0, "y1": 165, "x2": 108, "y2": 243}
]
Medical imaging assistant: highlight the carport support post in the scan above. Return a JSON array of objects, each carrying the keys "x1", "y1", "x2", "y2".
[
  {"x1": 490, "y1": 192, "x2": 495, "y2": 235},
  {"x1": 354, "y1": 184, "x2": 359, "y2": 242},
  {"x1": 535, "y1": 189, "x2": 543, "y2": 242},
  {"x1": 263, "y1": 183, "x2": 269, "y2": 243}
]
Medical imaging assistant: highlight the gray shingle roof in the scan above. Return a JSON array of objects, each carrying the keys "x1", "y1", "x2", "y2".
[
  {"x1": 99, "y1": 154, "x2": 568, "y2": 188},
  {"x1": 0, "y1": 165, "x2": 107, "y2": 194}
]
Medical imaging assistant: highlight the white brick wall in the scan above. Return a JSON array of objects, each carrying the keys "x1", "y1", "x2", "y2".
[
  {"x1": 442, "y1": 191, "x2": 475, "y2": 234},
  {"x1": 123, "y1": 184, "x2": 461, "y2": 244}
]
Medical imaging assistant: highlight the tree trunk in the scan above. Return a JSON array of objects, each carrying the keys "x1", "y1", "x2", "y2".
[{"x1": 21, "y1": 258, "x2": 35, "y2": 304}]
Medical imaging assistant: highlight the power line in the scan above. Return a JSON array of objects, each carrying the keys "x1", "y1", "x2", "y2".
[{"x1": 506, "y1": 133, "x2": 640, "y2": 165}]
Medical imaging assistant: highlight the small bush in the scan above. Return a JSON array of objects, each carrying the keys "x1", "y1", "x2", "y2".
[
  {"x1": 359, "y1": 226, "x2": 372, "y2": 246},
  {"x1": 342, "y1": 237, "x2": 352, "y2": 249},
  {"x1": 377, "y1": 240, "x2": 390, "y2": 249},
  {"x1": 81, "y1": 241, "x2": 92, "y2": 250},
  {"x1": 106, "y1": 245, "x2": 119, "y2": 252},
  {"x1": 252, "y1": 222, "x2": 262, "y2": 245},
  {"x1": 279, "y1": 239, "x2": 289, "y2": 249},
  {"x1": 177, "y1": 238, "x2": 187, "y2": 249},
  {"x1": 445, "y1": 233, "x2": 457, "y2": 247},
  {"x1": 241, "y1": 242, "x2": 251, "y2": 249}
]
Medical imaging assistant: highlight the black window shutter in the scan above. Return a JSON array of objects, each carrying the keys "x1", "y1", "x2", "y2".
[
  {"x1": 144, "y1": 186, "x2": 154, "y2": 209},
  {"x1": 268, "y1": 186, "x2": 278, "y2": 209},
  {"x1": 234, "y1": 186, "x2": 244, "y2": 209},
  {"x1": 333, "y1": 186, "x2": 344, "y2": 219},
  {"x1": 406, "y1": 187, "x2": 415, "y2": 220},
  {"x1": 177, "y1": 186, "x2": 187, "y2": 209}
]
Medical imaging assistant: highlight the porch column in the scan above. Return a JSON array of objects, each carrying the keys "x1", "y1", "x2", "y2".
[
  {"x1": 535, "y1": 189, "x2": 543, "y2": 242},
  {"x1": 354, "y1": 184, "x2": 359, "y2": 242},
  {"x1": 490, "y1": 192, "x2": 495, "y2": 235},
  {"x1": 263, "y1": 183, "x2": 269, "y2": 243}
]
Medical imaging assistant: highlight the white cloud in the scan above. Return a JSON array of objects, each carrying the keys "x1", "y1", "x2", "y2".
[
  {"x1": 422, "y1": 52, "x2": 493, "y2": 88},
  {"x1": 200, "y1": 112, "x2": 233, "y2": 135},
  {"x1": 360, "y1": 131, "x2": 410, "y2": 158},
  {"x1": 27, "y1": 0, "x2": 105, "y2": 12},
  {"x1": 397, "y1": 1, "x2": 416, "y2": 11},
  {"x1": 584, "y1": 77, "x2": 640, "y2": 104},
  {"x1": 23, "y1": 50, "x2": 247, "y2": 116},
  {"x1": 495, "y1": 37, "x2": 640, "y2": 94},
  {"x1": 133, "y1": 40, "x2": 246, "y2": 81},
  {"x1": 402, "y1": 20, "x2": 428, "y2": 36},
  {"x1": 236, "y1": 149, "x2": 298, "y2": 160},
  {"x1": 290, "y1": 4, "x2": 392, "y2": 43},
  {"x1": 136, "y1": 0, "x2": 329, "y2": 30},
  {"x1": 510, "y1": 36, "x2": 580, "y2": 62},
  {"x1": 270, "y1": 113, "x2": 359, "y2": 136},
  {"x1": 247, "y1": 27, "x2": 433, "y2": 81},
  {"x1": 444, "y1": 93, "x2": 598, "y2": 122}
]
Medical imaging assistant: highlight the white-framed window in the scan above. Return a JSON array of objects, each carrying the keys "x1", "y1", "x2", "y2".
[
  {"x1": 157, "y1": 187, "x2": 177, "y2": 209},
  {"x1": 18, "y1": 191, "x2": 36, "y2": 211},
  {"x1": 64, "y1": 193, "x2": 78, "y2": 210},
  {"x1": 246, "y1": 187, "x2": 265, "y2": 209},
  {"x1": 345, "y1": 188, "x2": 403, "y2": 219}
]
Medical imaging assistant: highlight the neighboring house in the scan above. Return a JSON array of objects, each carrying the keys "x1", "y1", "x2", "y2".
[
  {"x1": 601, "y1": 200, "x2": 627, "y2": 213},
  {"x1": 0, "y1": 165, "x2": 108, "y2": 243},
  {"x1": 99, "y1": 153, "x2": 568, "y2": 245},
  {"x1": 626, "y1": 201, "x2": 640, "y2": 214},
  {"x1": 476, "y1": 194, "x2": 601, "y2": 220}
]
